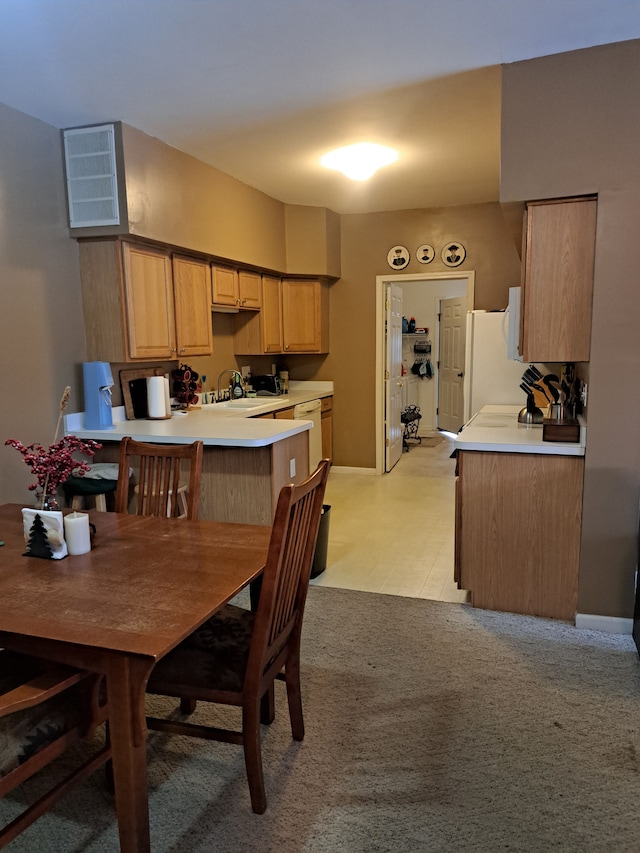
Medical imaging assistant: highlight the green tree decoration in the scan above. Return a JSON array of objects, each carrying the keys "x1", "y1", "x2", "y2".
[{"x1": 23, "y1": 513, "x2": 53, "y2": 560}]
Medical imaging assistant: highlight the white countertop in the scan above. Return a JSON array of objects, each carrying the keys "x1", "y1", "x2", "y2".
[
  {"x1": 454, "y1": 405, "x2": 586, "y2": 456},
  {"x1": 65, "y1": 381, "x2": 333, "y2": 449}
]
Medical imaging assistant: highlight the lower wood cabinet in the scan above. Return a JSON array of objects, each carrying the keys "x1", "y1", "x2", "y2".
[{"x1": 455, "y1": 450, "x2": 584, "y2": 621}]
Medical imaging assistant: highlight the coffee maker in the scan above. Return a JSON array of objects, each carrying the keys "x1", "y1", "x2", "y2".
[{"x1": 83, "y1": 361, "x2": 115, "y2": 429}]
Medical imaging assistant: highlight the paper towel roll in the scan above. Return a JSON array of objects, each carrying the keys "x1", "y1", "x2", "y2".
[{"x1": 147, "y1": 376, "x2": 166, "y2": 418}]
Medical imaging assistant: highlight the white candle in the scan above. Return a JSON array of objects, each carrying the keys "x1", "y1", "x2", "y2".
[{"x1": 64, "y1": 511, "x2": 92, "y2": 556}]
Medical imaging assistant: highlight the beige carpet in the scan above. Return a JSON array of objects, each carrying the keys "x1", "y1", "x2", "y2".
[{"x1": 2, "y1": 587, "x2": 639, "y2": 852}]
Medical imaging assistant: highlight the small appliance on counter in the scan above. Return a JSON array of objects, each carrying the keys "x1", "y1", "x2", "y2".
[
  {"x1": 83, "y1": 361, "x2": 115, "y2": 429},
  {"x1": 252, "y1": 374, "x2": 282, "y2": 396}
]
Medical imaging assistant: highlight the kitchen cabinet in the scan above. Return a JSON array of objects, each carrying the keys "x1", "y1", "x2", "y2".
[
  {"x1": 282, "y1": 278, "x2": 327, "y2": 352},
  {"x1": 321, "y1": 396, "x2": 333, "y2": 461},
  {"x1": 456, "y1": 449, "x2": 584, "y2": 620},
  {"x1": 78, "y1": 239, "x2": 212, "y2": 362},
  {"x1": 260, "y1": 275, "x2": 284, "y2": 353},
  {"x1": 233, "y1": 276, "x2": 329, "y2": 355},
  {"x1": 238, "y1": 270, "x2": 261, "y2": 309},
  {"x1": 211, "y1": 264, "x2": 238, "y2": 307},
  {"x1": 172, "y1": 255, "x2": 214, "y2": 357},
  {"x1": 520, "y1": 196, "x2": 596, "y2": 362},
  {"x1": 274, "y1": 407, "x2": 295, "y2": 419},
  {"x1": 211, "y1": 266, "x2": 261, "y2": 309}
]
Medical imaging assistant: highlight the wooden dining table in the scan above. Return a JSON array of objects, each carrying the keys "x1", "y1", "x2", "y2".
[{"x1": 0, "y1": 503, "x2": 271, "y2": 852}]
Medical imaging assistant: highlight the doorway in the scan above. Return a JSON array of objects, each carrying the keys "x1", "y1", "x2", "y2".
[{"x1": 375, "y1": 271, "x2": 475, "y2": 475}]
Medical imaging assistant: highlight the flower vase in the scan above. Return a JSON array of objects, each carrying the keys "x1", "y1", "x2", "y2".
[{"x1": 35, "y1": 492, "x2": 59, "y2": 512}]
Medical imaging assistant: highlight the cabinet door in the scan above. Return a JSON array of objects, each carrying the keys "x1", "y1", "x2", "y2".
[
  {"x1": 521, "y1": 197, "x2": 596, "y2": 362},
  {"x1": 282, "y1": 279, "x2": 322, "y2": 352},
  {"x1": 457, "y1": 450, "x2": 583, "y2": 620},
  {"x1": 238, "y1": 270, "x2": 261, "y2": 309},
  {"x1": 261, "y1": 275, "x2": 284, "y2": 353},
  {"x1": 172, "y1": 255, "x2": 213, "y2": 357},
  {"x1": 212, "y1": 265, "x2": 239, "y2": 306},
  {"x1": 122, "y1": 243, "x2": 176, "y2": 360}
]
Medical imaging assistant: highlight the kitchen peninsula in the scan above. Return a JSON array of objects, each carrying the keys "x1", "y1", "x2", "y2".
[
  {"x1": 454, "y1": 405, "x2": 586, "y2": 621},
  {"x1": 65, "y1": 383, "x2": 333, "y2": 526}
]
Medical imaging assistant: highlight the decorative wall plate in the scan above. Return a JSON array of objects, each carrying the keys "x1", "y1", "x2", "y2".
[
  {"x1": 387, "y1": 245, "x2": 410, "y2": 270},
  {"x1": 441, "y1": 241, "x2": 466, "y2": 267},
  {"x1": 416, "y1": 244, "x2": 435, "y2": 264}
]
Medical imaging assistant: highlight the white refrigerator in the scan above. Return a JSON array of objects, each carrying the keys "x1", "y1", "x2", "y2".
[{"x1": 463, "y1": 310, "x2": 536, "y2": 422}]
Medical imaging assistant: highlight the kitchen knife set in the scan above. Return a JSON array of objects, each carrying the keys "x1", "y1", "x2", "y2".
[{"x1": 520, "y1": 364, "x2": 583, "y2": 421}]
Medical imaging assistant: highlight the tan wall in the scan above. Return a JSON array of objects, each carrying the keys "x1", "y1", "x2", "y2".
[
  {"x1": 0, "y1": 103, "x2": 88, "y2": 503},
  {"x1": 501, "y1": 39, "x2": 640, "y2": 619},
  {"x1": 327, "y1": 203, "x2": 523, "y2": 467}
]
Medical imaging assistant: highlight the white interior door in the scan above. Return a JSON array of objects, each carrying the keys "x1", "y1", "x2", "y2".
[
  {"x1": 385, "y1": 283, "x2": 403, "y2": 471},
  {"x1": 438, "y1": 296, "x2": 467, "y2": 432}
]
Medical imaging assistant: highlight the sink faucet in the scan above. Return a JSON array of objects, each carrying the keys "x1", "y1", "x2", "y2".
[{"x1": 217, "y1": 369, "x2": 242, "y2": 401}]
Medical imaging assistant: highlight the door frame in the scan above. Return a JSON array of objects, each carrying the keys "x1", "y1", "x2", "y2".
[{"x1": 375, "y1": 271, "x2": 475, "y2": 475}]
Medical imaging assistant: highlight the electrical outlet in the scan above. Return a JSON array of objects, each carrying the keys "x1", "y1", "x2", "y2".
[
  {"x1": 289, "y1": 458, "x2": 296, "y2": 478},
  {"x1": 241, "y1": 365, "x2": 251, "y2": 379},
  {"x1": 580, "y1": 382, "x2": 588, "y2": 407}
]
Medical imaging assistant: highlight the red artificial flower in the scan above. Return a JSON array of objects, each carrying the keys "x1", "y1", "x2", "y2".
[{"x1": 5, "y1": 436, "x2": 102, "y2": 494}]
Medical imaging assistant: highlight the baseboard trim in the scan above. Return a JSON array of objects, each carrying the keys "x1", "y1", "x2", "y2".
[
  {"x1": 575, "y1": 613, "x2": 633, "y2": 634},
  {"x1": 330, "y1": 466, "x2": 377, "y2": 475}
]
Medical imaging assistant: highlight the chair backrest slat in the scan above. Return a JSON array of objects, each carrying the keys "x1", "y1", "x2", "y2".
[
  {"x1": 248, "y1": 459, "x2": 330, "y2": 685},
  {"x1": 115, "y1": 437, "x2": 203, "y2": 519}
]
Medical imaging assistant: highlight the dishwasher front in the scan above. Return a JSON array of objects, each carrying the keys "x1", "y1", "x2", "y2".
[{"x1": 293, "y1": 399, "x2": 322, "y2": 472}]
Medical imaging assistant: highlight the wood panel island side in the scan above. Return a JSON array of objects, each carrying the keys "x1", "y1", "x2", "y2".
[{"x1": 65, "y1": 407, "x2": 311, "y2": 526}]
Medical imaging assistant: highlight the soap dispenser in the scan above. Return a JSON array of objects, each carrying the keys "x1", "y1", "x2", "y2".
[{"x1": 231, "y1": 373, "x2": 245, "y2": 398}]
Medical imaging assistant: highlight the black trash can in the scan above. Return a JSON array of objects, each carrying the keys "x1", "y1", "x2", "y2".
[{"x1": 311, "y1": 504, "x2": 331, "y2": 579}]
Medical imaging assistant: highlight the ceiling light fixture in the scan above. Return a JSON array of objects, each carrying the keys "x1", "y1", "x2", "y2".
[{"x1": 320, "y1": 142, "x2": 398, "y2": 181}]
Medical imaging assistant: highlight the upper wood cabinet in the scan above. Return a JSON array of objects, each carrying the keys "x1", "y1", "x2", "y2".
[
  {"x1": 172, "y1": 255, "x2": 214, "y2": 357},
  {"x1": 212, "y1": 266, "x2": 262, "y2": 310},
  {"x1": 233, "y1": 276, "x2": 329, "y2": 355},
  {"x1": 260, "y1": 275, "x2": 284, "y2": 353},
  {"x1": 78, "y1": 239, "x2": 213, "y2": 362},
  {"x1": 520, "y1": 196, "x2": 597, "y2": 362},
  {"x1": 282, "y1": 278, "x2": 327, "y2": 353},
  {"x1": 238, "y1": 270, "x2": 261, "y2": 309},
  {"x1": 211, "y1": 265, "x2": 238, "y2": 307}
]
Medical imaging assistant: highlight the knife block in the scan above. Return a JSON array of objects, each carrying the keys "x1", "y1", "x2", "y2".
[{"x1": 542, "y1": 418, "x2": 580, "y2": 442}]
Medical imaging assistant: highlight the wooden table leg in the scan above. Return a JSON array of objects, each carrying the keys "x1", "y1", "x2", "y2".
[{"x1": 106, "y1": 655, "x2": 155, "y2": 853}]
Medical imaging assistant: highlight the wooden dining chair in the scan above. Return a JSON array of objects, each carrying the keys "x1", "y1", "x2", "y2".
[
  {"x1": 0, "y1": 651, "x2": 110, "y2": 848},
  {"x1": 114, "y1": 437, "x2": 204, "y2": 519},
  {"x1": 146, "y1": 458, "x2": 330, "y2": 814}
]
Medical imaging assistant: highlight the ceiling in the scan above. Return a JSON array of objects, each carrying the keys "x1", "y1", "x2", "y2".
[{"x1": 1, "y1": 0, "x2": 640, "y2": 214}]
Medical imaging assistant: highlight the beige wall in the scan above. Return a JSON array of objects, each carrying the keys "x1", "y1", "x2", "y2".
[
  {"x1": 501, "y1": 39, "x2": 640, "y2": 619},
  {"x1": 326, "y1": 204, "x2": 522, "y2": 467},
  {"x1": 0, "y1": 103, "x2": 88, "y2": 504}
]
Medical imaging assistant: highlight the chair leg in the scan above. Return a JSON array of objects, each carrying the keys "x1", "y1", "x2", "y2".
[
  {"x1": 71, "y1": 495, "x2": 84, "y2": 511},
  {"x1": 260, "y1": 685, "x2": 275, "y2": 724},
  {"x1": 94, "y1": 493, "x2": 107, "y2": 512},
  {"x1": 180, "y1": 697, "x2": 197, "y2": 714},
  {"x1": 243, "y1": 700, "x2": 267, "y2": 814},
  {"x1": 284, "y1": 651, "x2": 305, "y2": 741},
  {"x1": 176, "y1": 485, "x2": 188, "y2": 520}
]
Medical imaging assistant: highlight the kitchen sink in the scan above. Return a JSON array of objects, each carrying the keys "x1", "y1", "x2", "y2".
[{"x1": 214, "y1": 398, "x2": 266, "y2": 409}]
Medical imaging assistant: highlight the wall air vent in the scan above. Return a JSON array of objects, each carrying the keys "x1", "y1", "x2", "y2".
[{"x1": 63, "y1": 123, "x2": 120, "y2": 227}]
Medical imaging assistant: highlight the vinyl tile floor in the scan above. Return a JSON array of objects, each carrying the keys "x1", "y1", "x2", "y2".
[{"x1": 311, "y1": 433, "x2": 470, "y2": 603}]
